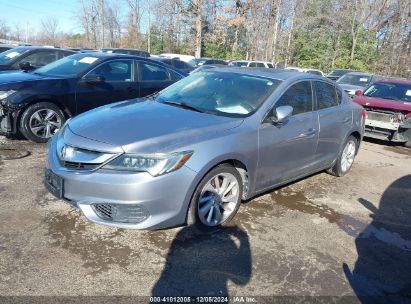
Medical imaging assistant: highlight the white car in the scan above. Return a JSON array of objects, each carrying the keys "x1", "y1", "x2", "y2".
[
  {"x1": 284, "y1": 66, "x2": 325, "y2": 77},
  {"x1": 159, "y1": 53, "x2": 195, "y2": 63},
  {"x1": 229, "y1": 60, "x2": 274, "y2": 69}
]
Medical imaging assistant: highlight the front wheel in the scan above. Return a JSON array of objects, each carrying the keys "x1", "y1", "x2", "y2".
[
  {"x1": 327, "y1": 135, "x2": 358, "y2": 177},
  {"x1": 187, "y1": 164, "x2": 243, "y2": 230},
  {"x1": 20, "y1": 102, "x2": 65, "y2": 143}
]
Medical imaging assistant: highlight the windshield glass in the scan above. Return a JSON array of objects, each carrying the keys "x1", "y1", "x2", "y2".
[
  {"x1": 0, "y1": 47, "x2": 28, "y2": 65},
  {"x1": 156, "y1": 71, "x2": 281, "y2": 117},
  {"x1": 364, "y1": 82, "x2": 411, "y2": 102},
  {"x1": 231, "y1": 61, "x2": 248, "y2": 67},
  {"x1": 329, "y1": 69, "x2": 350, "y2": 76},
  {"x1": 337, "y1": 74, "x2": 371, "y2": 86},
  {"x1": 34, "y1": 53, "x2": 101, "y2": 77}
]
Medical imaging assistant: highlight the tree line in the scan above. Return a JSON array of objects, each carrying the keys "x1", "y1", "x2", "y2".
[{"x1": 0, "y1": 0, "x2": 410, "y2": 77}]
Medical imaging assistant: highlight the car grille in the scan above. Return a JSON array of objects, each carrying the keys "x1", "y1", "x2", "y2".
[
  {"x1": 62, "y1": 161, "x2": 101, "y2": 170},
  {"x1": 92, "y1": 203, "x2": 149, "y2": 223}
]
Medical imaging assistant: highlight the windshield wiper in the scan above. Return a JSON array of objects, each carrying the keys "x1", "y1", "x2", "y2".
[{"x1": 160, "y1": 100, "x2": 204, "y2": 113}]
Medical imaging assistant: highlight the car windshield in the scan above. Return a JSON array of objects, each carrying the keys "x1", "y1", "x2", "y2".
[
  {"x1": 364, "y1": 82, "x2": 411, "y2": 102},
  {"x1": 337, "y1": 74, "x2": 371, "y2": 86},
  {"x1": 156, "y1": 71, "x2": 281, "y2": 117},
  {"x1": 0, "y1": 47, "x2": 28, "y2": 65},
  {"x1": 188, "y1": 58, "x2": 208, "y2": 66},
  {"x1": 34, "y1": 53, "x2": 102, "y2": 77},
  {"x1": 329, "y1": 69, "x2": 349, "y2": 76},
  {"x1": 232, "y1": 61, "x2": 248, "y2": 67}
]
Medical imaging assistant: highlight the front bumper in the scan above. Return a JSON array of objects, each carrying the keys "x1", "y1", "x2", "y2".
[
  {"x1": 45, "y1": 135, "x2": 198, "y2": 229},
  {"x1": 363, "y1": 111, "x2": 411, "y2": 142},
  {"x1": 0, "y1": 105, "x2": 18, "y2": 135}
]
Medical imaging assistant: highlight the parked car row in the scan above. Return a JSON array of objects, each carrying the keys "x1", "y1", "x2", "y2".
[{"x1": 0, "y1": 42, "x2": 408, "y2": 231}]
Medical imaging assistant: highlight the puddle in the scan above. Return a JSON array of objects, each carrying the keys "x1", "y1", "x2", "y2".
[
  {"x1": 383, "y1": 146, "x2": 411, "y2": 157},
  {"x1": 270, "y1": 188, "x2": 411, "y2": 251},
  {"x1": 271, "y1": 188, "x2": 368, "y2": 237},
  {"x1": 0, "y1": 146, "x2": 31, "y2": 160},
  {"x1": 45, "y1": 210, "x2": 136, "y2": 275}
]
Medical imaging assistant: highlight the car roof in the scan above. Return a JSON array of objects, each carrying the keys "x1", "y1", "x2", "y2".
[
  {"x1": 378, "y1": 78, "x2": 411, "y2": 85},
  {"x1": 10, "y1": 46, "x2": 75, "y2": 52},
  {"x1": 345, "y1": 71, "x2": 373, "y2": 76},
  {"x1": 205, "y1": 67, "x2": 329, "y2": 82}
]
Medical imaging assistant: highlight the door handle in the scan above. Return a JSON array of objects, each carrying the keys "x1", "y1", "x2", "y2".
[
  {"x1": 301, "y1": 128, "x2": 317, "y2": 137},
  {"x1": 342, "y1": 116, "x2": 351, "y2": 123}
]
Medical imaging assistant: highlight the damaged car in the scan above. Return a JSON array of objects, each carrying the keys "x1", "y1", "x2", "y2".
[
  {"x1": 0, "y1": 52, "x2": 186, "y2": 143},
  {"x1": 353, "y1": 79, "x2": 411, "y2": 147},
  {"x1": 45, "y1": 69, "x2": 364, "y2": 230}
]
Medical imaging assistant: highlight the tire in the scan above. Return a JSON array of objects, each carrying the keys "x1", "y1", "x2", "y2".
[
  {"x1": 327, "y1": 135, "x2": 358, "y2": 177},
  {"x1": 19, "y1": 102, "x2": 66, "y2": 143},
  {"x1": 404, "y1": 141, "x2": 411, "y2": 149},
  {"x1": 187, "y1": 164, "x2": 243, "y2": 230}
]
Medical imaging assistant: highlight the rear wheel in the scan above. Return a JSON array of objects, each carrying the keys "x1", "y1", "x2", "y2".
[
  {"x1": 20, "y1": 102, "x2": 65, "y2": 143},
  {"x1": 187, "y1": 164, "x2": 243, "y2": 230},
  {"x1": 327, "y1": 135, "x2": 358, "y2": 177}
]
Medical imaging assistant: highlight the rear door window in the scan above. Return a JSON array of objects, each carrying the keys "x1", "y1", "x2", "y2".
[
  {"x1": 314, "y1": 81, "x2": 339, "y2": 109},
  {"x1": 139, "y1": 62, "x2": 171, "y2": 81}
]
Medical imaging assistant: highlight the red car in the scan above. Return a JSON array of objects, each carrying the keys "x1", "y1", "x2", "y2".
[{"x1": 352, "y1": 79, "x2": 411, "y2": 147}]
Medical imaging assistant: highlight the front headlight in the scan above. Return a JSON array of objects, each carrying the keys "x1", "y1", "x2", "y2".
[
  {"x1": 103, "y1": 151, "x2": 193, "y2": 176},
  {"x1": 0, "y1": 90, "x2": 16, "y2": 101}
]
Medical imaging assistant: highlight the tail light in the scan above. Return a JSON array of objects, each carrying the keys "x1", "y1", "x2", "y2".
[{"x1": 361, "y1": 110, "x2": 366, "y2": 119}]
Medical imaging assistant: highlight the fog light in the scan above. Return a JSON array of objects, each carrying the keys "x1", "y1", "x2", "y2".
[{"x1": 92, "y1": 203, "x2": 149, "y2": 223}]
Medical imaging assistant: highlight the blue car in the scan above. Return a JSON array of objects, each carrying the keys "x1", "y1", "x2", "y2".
[{"x1": 0, "y1": 52, "x2": 187, "y2": 142}]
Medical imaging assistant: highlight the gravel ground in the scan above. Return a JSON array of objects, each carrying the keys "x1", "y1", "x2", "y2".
[{"x1": 0, "y1": 136, "x2": 410, "y2": 303}]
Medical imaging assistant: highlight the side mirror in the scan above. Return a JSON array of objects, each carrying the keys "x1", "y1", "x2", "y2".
[
  {"x1": 269, "y1": 105, "x2": 293, "y2": 124},
  {"x1": 355, "y1": 90, "x2": 363, "y2": 96},
  {"x1": 82, "y1": 75, "x2": 105, "y2": 84},
  {"x1": 19, "y1": 62, "x2": 34, "y2": 71}
]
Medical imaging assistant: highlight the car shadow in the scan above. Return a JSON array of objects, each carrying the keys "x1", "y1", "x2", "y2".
[
  {"x1": 343, "y1": 175, "x2": 411, "y2": 304},
  {"x1": 151, "y1": 225, "x2": 252, "y2": 297}
]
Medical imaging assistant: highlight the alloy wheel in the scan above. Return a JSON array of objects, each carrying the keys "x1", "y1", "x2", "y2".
[
  {"x1": 341, "y1": 139, "x2": 356, "y2": 173},
  {"x1": 29, "y1": 109, "x2": 62, "y2": 139},
  {"x1": 197, "y1": 172, "x2": 240, "y2": 226}
]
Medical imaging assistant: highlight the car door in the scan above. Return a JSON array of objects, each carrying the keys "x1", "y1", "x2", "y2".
[
  {"x1": 75, "y1": 59, "x2": 139, "y2": 114},
  {"x1": 313, "y1": 81, "x2": 351, "y2": 167},
  {"x1": 256, "y1": 80, "x2": 319, "y2": 190},
  {"x1": 137, "y1": 61, "x2": 178, "y2": 97}
]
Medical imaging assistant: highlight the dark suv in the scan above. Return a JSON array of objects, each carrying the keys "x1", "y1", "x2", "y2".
[
  {"x1": 0, "y1": 53, "x2": 186, "y2": 142},
  {"x1": 0, "y1": 46, "x2": 76, "y2": 72},
  {"x1": 152, "y1": 57, "x2": 194, "y2": 73},
  {"x1": 101, "y1": 48, "x2": 150, "y2": 58}
]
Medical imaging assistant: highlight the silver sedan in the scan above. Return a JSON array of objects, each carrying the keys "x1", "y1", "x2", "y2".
[{"x1": 45, "y1": 68, "x2": 365, "y2": 230}]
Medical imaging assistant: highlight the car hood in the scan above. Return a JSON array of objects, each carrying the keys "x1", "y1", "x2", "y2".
[
  {"x1": 353, "y1": 95, "x2": 411, "y2": 113},
  {"x1": 338, "y1": 84, "x2": 366, "y2": 92},
  {"x1": 68, "y1": 99, "x2": 244, "y2": 153},
  {"x1": 0, "y1": 71, "x2": 47, "y2": 85}
]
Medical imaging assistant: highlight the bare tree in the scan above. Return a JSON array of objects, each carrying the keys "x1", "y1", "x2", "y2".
[{"x1": 41, "y1": 17, "x2": 59, "y2": 45}]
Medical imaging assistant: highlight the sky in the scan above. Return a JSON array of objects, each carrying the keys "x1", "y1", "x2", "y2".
[{"x1": 0, "y1": 0, "x2": 82, "y2": 34}]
